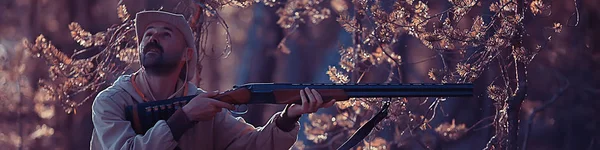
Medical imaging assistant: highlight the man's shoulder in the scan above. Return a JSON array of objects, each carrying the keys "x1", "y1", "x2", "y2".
[
  {"x1": 97, "y1": 75, "x2": 132, "y2": 98},
  {"x1": 91, "y1": 89, "x2": 130, "y2": 114},
  {"x1": 93, "y1": 75, "x2": 134, "y2": 108},
  {"x1": 96, "y1": 85, "x2": 128, "y2": 100}
]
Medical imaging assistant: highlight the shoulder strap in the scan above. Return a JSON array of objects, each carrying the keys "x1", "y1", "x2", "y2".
[
  {"x1": 130, "y1": 73, "x2": 149, "y2": 102},
  {"x1": 337, "y1": 101, "x2": 390, "y2": 150}
]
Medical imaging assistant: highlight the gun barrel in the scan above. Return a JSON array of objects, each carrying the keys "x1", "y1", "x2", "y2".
[
  {"x1": 234, "y1": 83, "x2": 474, "y2": 104},
  {"x1": 342, "y1": 84, "x2": 473, "y2": 97}
]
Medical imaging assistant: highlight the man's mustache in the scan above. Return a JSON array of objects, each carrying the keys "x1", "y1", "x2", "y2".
[{"x1": 143, "y1": 41, "x2": 164, "y2": 54}]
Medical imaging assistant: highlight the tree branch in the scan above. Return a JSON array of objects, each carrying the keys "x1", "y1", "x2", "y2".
[
  {"x1": 508, "y1": 54, "x2": 527, "y2": 150},
  {"x1": 484, "y1": 135, "x2": 497, "y2": 150},
  {"x1": 508, "y1": 0, "x2": 527, "y2": 148},
  {"x1": 567, "y1": 0, "x2": 580, "y2": 27},
  {"x1": 351, "y1": 3, "x2": 364, "y2": 83},
  {"x1": 521, "y1": 70, "x2": 570, "y2": 150}
]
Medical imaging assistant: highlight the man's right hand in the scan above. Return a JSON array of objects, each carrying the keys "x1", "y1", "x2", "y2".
[{"x1": 182, "y1": 90, "x2": 235, "y2": 121}]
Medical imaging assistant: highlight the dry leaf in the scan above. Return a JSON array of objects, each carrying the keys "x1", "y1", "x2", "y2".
[{"x1": 435, "y1": 119, "x2": 468, "y2": 141}]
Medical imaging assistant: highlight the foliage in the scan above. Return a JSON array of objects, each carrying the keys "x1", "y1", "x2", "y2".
[
  {"x1": 12, "y1": 0, "x2": 575, "y2": 149},
  {"x1": 23, "y1": 4, "x2": 137, "y2": 113},
  {"x1": 0, "y1": 37, "x2": 58, "y2": 149},
  {"x1": 281, "y1": 0, "x2": 565, "y2": 149}
]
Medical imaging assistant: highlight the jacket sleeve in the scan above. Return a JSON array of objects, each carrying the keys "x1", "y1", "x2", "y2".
[
  {"x1": 91, "y1": 91, "x2": 180, "y2": 150},
  {"x1": 212, "y1": 109, "x2": 300, "y2": 150}
]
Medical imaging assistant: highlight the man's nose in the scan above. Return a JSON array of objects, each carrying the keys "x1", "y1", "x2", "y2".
[
  {"x1": 149, "y1": 38, "x2": 159, "y2": 44},
  {"x1": 147, "y1": 31, "x2": 161, "y2": 43}
]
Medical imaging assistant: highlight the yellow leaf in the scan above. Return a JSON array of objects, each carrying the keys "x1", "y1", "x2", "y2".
[{"x1": 117, "y1": 5, "x2": 130, "y2": 22}]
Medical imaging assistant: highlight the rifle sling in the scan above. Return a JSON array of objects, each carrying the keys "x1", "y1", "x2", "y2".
[{"x1": 337, "y1": 101, "x2": 390, "y2": 150}]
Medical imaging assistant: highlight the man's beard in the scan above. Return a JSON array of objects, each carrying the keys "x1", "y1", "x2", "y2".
[{"x1": 140, "y1": 41, "x2": 183, "y2": 76}]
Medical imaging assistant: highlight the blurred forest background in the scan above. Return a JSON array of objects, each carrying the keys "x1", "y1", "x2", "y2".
[{"x1": 0, "y1": 0, "x2": 599, "y2": 149}]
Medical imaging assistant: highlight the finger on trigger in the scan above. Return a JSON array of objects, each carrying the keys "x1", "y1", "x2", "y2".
[{"x1": 213, "y1": 100, "x2": 235, "y2": 110}]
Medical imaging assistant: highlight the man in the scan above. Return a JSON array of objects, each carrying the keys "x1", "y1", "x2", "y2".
[{"x1": 90, "y1": 10, "x2": 336, "y2": 150}]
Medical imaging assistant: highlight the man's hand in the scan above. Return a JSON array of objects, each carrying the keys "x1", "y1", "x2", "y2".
[
  {"x1": 285, "y1": 87, "x2": 337, "y2": 118},
  {"x1": 182, "y1": 90, "x2": 235, "y2": 121}
]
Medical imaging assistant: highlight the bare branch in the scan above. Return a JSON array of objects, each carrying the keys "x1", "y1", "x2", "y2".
[
  {"x1": 508, "y1": 55, "x2": 527, "y2": 150},
  {"x1": 277, "y1": 24, "x2": 299, "y2": 54},
  {"x1": 508, "y1": 0, "x2": 528, "y2": 148},
  {"x1": 522, "y1": 70, "x2": 570, "y2": 150},
  {"x1": 484, "y1": 135, "x2": 497, "y2": 150},
  {"x1": 470, "y1": 116, "x2": 496, "y2": 131},
  {"x1": 567, "y1": 0, "x2": 580, "y2": 27}
]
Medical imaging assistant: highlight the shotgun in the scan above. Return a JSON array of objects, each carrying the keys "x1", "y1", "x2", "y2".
[{"x1": 125, "y1": 83, "x2": 473, "y2": 149}]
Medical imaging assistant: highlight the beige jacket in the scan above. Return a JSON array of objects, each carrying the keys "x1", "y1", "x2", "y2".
[{"x1": 90, "y1": 75, "x2": 299, "y2": 150}]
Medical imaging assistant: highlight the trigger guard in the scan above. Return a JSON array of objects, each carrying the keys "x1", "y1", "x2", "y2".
[{"x1": 228, "y1": 104, "x2": 249, "y2": 115}]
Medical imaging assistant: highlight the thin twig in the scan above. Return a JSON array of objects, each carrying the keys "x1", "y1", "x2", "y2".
[
  {"x1": 415, "y1": 136, "x2": 432, "y2": 150},
  {"x1": 567, "y1": 0, "x2": 580, "y2": 27},
  {"x1": 193, "y1": 0, "x2": 232, "y2": 59},
  {"x1": 470, "y1": 116, "x2": 496, "y2": 131},
  {"x1": 277, "y1": 23, "x2": 299, "y2": 54},
  {"x1": 351, "y1": 5, "x2": 364, "y2": 84},
  {"x1": 406, "y1": 55, "x2": 438, "y2": 65},
  {"x1": 356, "y1": 66, "x2": 371, "y2": 83},
  {"x1": 587, "y1": 137, "x2": 595, "y2": 150},
  {"x1": 521, "y1": 70, "x2": 570, "y2": 150},
  {"x1": 498, "y1": 54, "x2": 512, "y2": 94},
  {"x1": 483, "y1": 135, "x2": 497, "y2": 150},
  {"x1": 377, "y1": 44, "x2": 403, "y2": 83},
  {"x1": 411, "y1": 98, "x2": 441, "y2": 132}
]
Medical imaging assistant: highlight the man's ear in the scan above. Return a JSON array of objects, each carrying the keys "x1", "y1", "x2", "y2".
[{"x1": 182, "y1": 47, "x2": 193, "y2": 61}]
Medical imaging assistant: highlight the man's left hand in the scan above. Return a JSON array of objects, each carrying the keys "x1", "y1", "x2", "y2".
[{"x1": 285, "y1": 87, "x2": 337, "y2": 118}]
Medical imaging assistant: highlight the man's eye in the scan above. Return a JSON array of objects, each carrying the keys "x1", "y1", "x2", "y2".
[{"x1": 163, "y1": 33, "x2": 171, "y2": 37}]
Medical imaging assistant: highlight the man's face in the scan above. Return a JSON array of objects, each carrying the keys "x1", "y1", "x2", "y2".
[{"x1": 139, "y1": 21, "x2": 187, "y2": 76}]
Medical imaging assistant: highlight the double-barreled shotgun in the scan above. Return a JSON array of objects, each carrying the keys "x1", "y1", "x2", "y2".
[{"x1": 125, "y1": 83, "x2": 474, "y2": 150}]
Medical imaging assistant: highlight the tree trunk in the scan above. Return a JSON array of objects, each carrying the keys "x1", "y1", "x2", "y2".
[{"x1": 234, "y1": 4, "x2": 282, "y2": 125}]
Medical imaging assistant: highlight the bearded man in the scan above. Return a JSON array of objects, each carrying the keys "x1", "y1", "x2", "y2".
[{"x1": 90, "y1": 10, "x2": 336, "y2": 150}]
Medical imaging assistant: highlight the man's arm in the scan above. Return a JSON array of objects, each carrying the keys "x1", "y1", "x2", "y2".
[
  {"x1": 212, "y1": 109, "x2": 300, "y2": 150},
  {"x1": 91, "y1": 91, "x2": 193, "y2": 150},
  {"x1": 210, "y1": 88, "x2": 336, "y2": 150}
]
